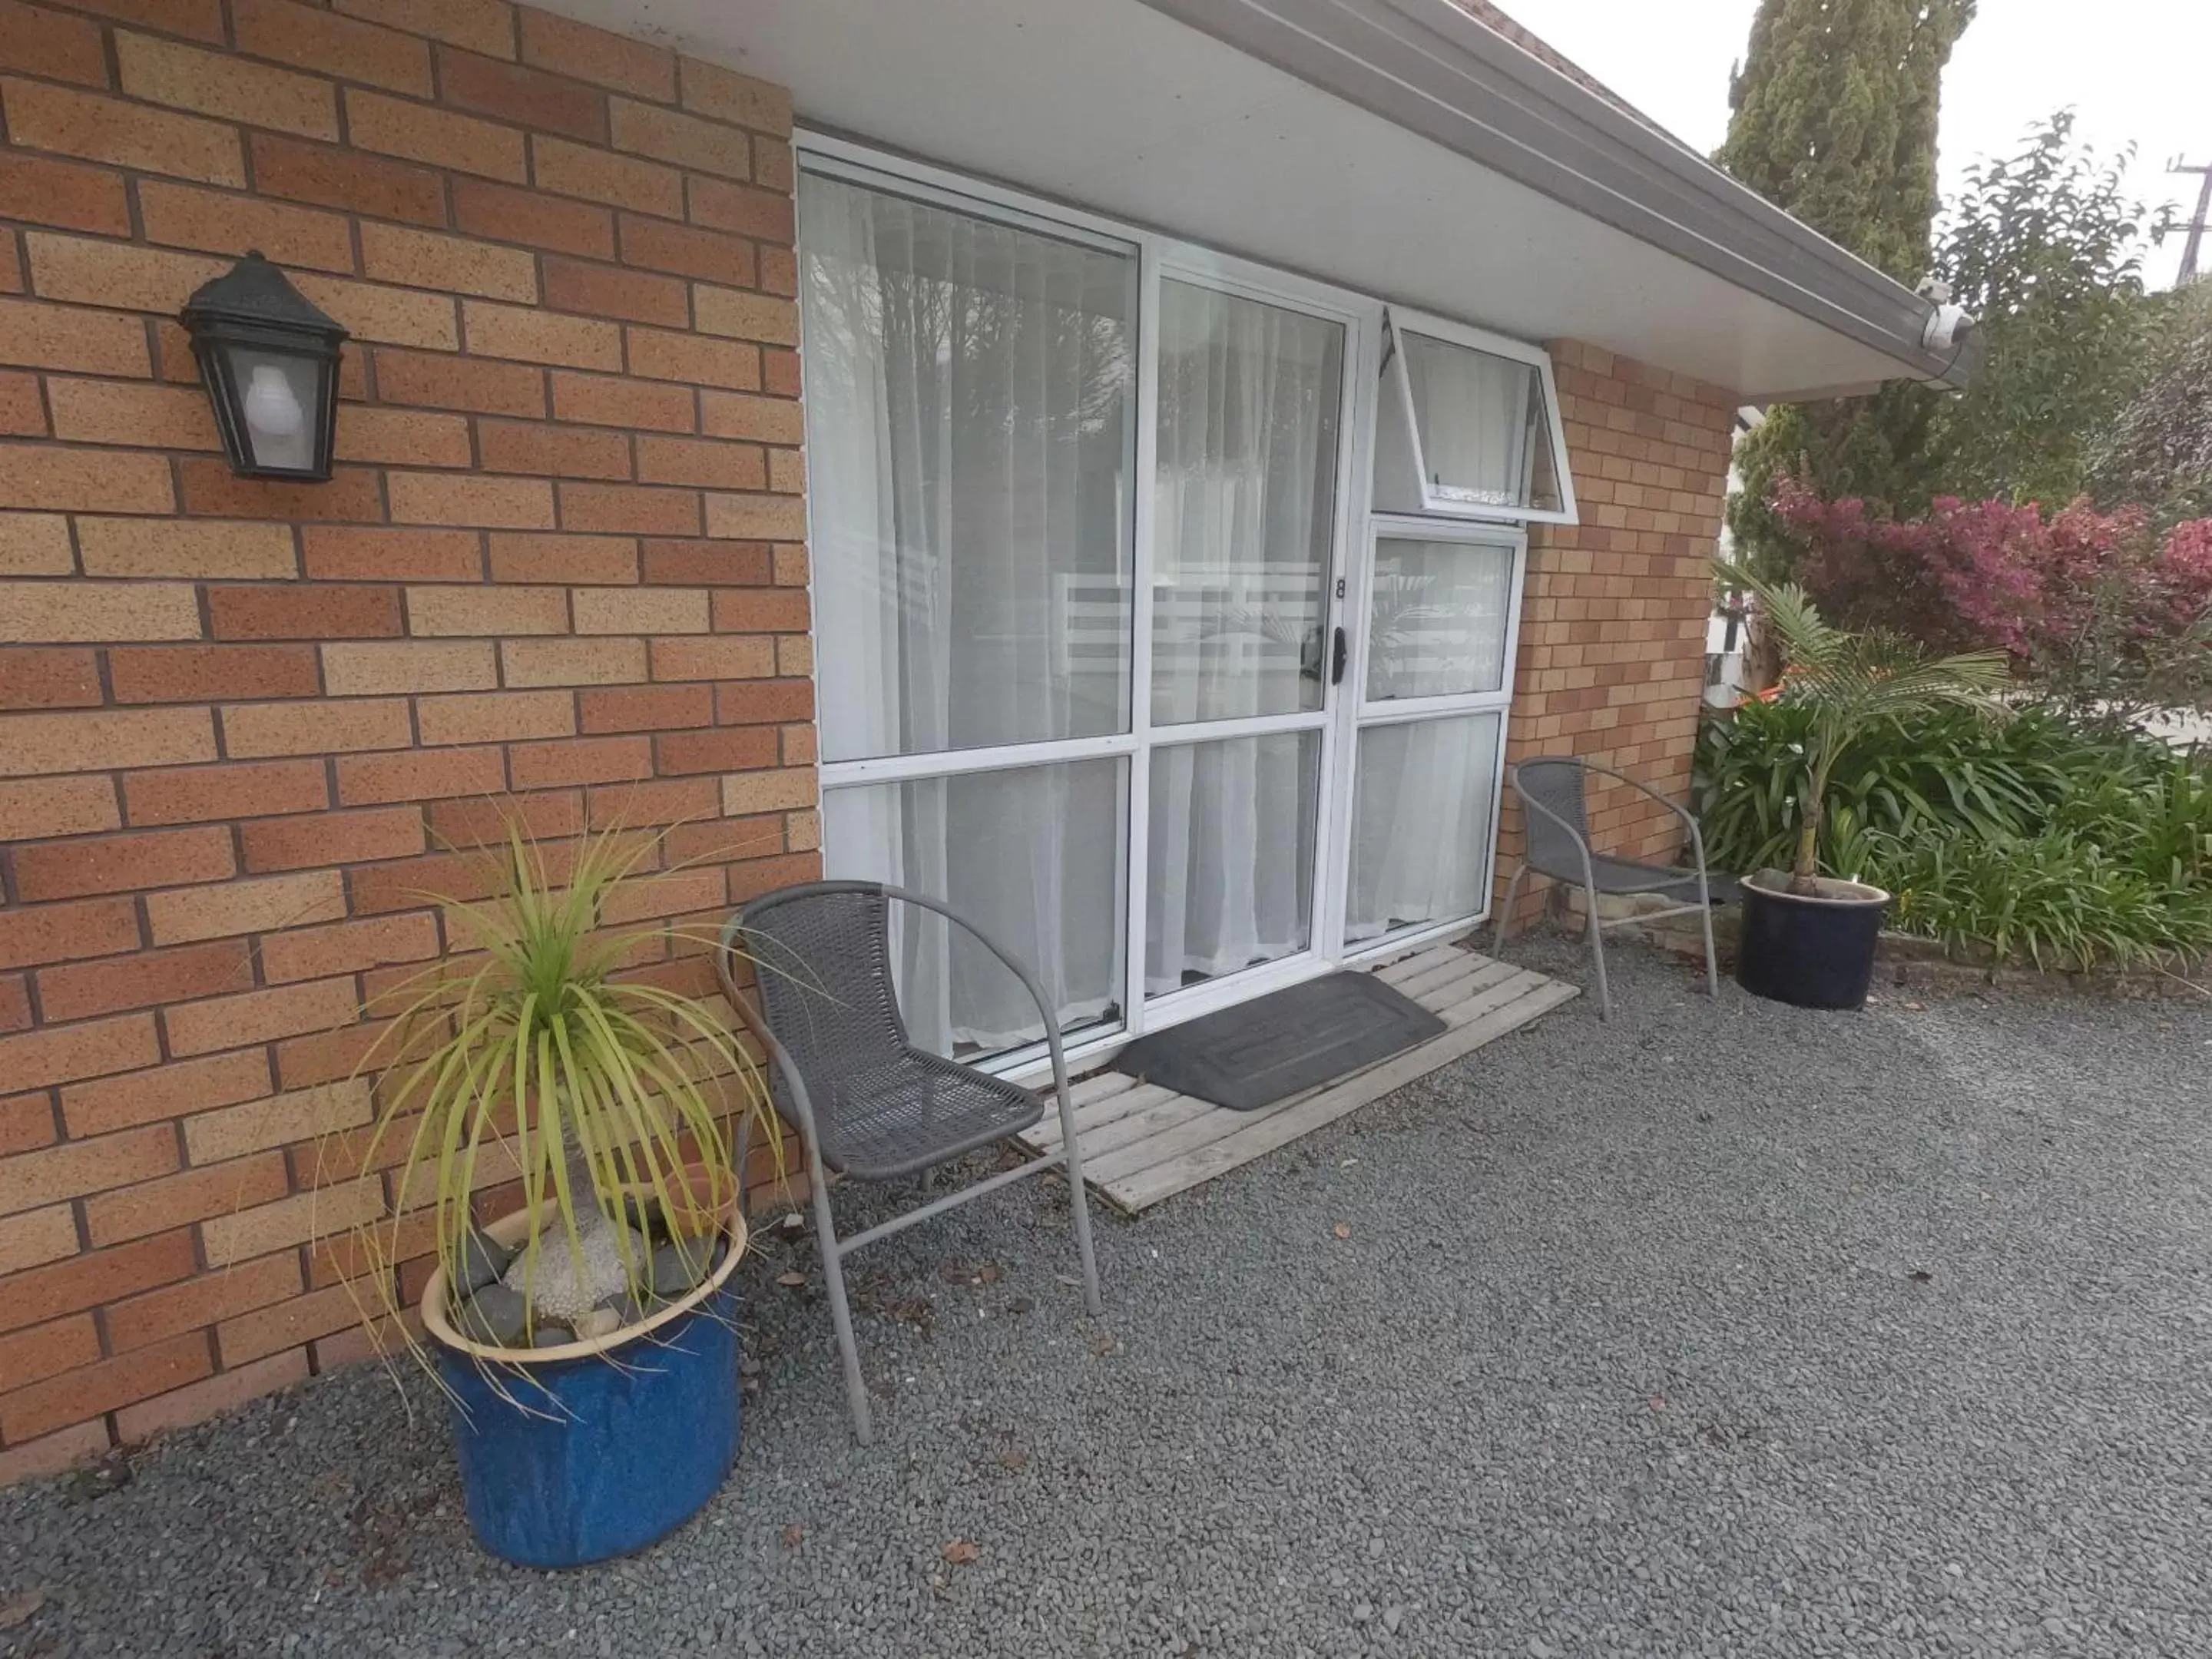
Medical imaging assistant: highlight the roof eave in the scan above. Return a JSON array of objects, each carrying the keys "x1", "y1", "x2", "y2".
[{"x1": 1138, "y1": 0, "x2": 1972, "y2": 391}]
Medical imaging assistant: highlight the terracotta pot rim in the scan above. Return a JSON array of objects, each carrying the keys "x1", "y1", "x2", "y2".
[{"x1": 419, "y1": 1190, "x2": 749, "y2": 1366}]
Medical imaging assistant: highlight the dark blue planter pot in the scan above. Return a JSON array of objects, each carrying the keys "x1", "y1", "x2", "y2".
[
  {"x1": 432, "y1": 1273, "x2": 741, "y2": 1569},
  {"x1": 1736, "y1": 873, "x2": 1889, "y2": 1012}
]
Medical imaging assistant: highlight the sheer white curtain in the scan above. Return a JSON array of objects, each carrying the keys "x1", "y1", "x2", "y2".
[
  {"x1": 1365, "y1": 538, "x2": 1514, "y2": 700},
  {"x1": 820, "y1": 764, "x2": 1125, "y2": 1053},
  {"x1": 1145, "y1": 281, "x2": 1339, "y2": 994},
  {"x1": 1402, "y1": 329, "x2": 1537, "y2": 508},
  {"x1": 801, "y1": 171, "x2": 1134, "y2": 1053},
  {"x1": 1346, "y1": 714, "x2": 1502, "y2": 942}
]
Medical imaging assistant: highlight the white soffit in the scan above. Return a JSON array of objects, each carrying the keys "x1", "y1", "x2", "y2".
[{"x1": 533, "y1": 0, "x2": 1928, "y2": 399}]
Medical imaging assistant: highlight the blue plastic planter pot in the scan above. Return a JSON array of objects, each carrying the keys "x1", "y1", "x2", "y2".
[
  {"x1": 422, "y1": 1207, "x2": 748, "y2": 1569},
  {"x1": 433, "y1": 1280, "x2": 740, "y2": 1568}
]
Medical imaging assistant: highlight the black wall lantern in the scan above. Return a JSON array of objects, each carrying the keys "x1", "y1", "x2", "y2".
[{"x1": 180, "y1": 251, "x2": 348, "y2": 482}]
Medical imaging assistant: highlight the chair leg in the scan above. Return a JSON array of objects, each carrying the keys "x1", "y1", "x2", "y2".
[
  {"x1": 1582, "y1": 876, "x2": 1613, "y2": 1022},
  {"x1": 1055, "y1": 1084, "x2": 1103, "y2": 1318},
  {"x1": 1495, "y1": 862, "x2": 1530, "y2": 953},
  {"x1": 807, "y1": 1167, "x2": 873, "y2": 1444},
  {"x1": 1697, "y1": 867, "x2": 1720, "y2": 1001}
]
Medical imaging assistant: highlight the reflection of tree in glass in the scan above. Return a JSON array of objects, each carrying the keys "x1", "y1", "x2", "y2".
[
  {"x1": 803, "y1": 208, "x2": 1131, "y2": 475},
  {"x1": 1366, "y1": 572, "x2": 1450, "y2": 694},
  {"x1": 800, "y1": 180, "x2": 1136, "y2": 748},
  {"x1": 1196, "y1": 605, "x2": 1327, "y2": 683}
]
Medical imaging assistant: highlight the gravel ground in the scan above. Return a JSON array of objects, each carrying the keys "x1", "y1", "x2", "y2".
[{"x1": 4, "y1": 934, "x2": 2210, "y2": 1658}]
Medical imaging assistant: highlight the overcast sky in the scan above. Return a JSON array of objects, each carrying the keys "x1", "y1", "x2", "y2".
[{"x1": 1498, "y1": 0, "x2": 2212, "y2": 290}]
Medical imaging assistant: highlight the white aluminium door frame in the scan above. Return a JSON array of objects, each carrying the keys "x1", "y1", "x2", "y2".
[
  {"x1": 794, "y1": 131, "x2": 1535, "y2": 1073},
  {"x1": 1320, "y1": 302, "x2": 1538, "y2": 965},
  {"x1": 1131, "y1": 242, "x2": 1379, "y2": 1037},
  {"x1": 1331, "y1": 512, "x2": 1528, "y2": 965}
]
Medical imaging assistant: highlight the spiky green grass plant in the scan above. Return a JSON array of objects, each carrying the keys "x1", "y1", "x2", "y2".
[{"x1": 341, "y1": 820, "x2": 776, "y2": 1353}]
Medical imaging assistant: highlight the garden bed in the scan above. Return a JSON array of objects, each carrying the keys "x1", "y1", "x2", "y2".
[
  {"x1": 1692, "y1": 700, "x2": 2212, "y2": 980},
  {"x1": 1598, "y1": 890, "x2": 2211, "y2": 1002}
]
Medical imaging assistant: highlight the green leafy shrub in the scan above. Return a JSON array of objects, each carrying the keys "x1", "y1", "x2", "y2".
[
  {"x1": 1882, "y1": 830, "x2": 2212, "y2": 969},
  {"x1": 1696, "y1": 699, "x2": 2212, "y2": 969},
  {"x1": 1714, "y1": 565, "x2": 2011, "y2": 889}
]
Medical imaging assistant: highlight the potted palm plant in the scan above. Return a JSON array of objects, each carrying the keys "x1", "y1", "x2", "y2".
[
  {"x1": 1723, "y1": 565, "x2": 2011, "y2": 1009},
  {"x1": 340, "y1": 821, "x2": 777, "y2": 1568}
]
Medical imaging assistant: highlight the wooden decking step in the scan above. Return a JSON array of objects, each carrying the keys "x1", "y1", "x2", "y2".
[{"x1": 1016, "y1": 942, "x2": 1575, "y2": 1214}]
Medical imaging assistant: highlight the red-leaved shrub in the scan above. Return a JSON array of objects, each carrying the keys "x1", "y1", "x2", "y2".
[{"x1": 1770, "y1": 478, "x2": 2212, "y2": 714}]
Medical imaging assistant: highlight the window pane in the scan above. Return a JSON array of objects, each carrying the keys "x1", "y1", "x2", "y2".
[
  {"x1": 800, "y1": 171, "x2": 1136, "y2": 763},
  {"x1": 820, "y1": 759, "x2": 1128, "y2": 1058},
  {"x1": 1146, "y1": 730, "x2": 1320, "y2": 996},
  {"x1": 1365, "y1": 537, "x2": 1514, "y2": 700},
  {"x1": 1382, "y1": 327, "x2": 1565, "y2": 516},
  {"x1": 1347, "y1": 713, "x2": 1502, "y2": 942},
  {"x1": 1372, "y1": 341, "x2": 1423, "y2": 515},
  {"x1": 1151, "y1": 281, "x2": 1342, "y2": 724}
]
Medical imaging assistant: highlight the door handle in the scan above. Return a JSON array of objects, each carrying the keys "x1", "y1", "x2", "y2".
[{"x1": 1330, "y1": 626, "x2": 1348, "y2": 687}]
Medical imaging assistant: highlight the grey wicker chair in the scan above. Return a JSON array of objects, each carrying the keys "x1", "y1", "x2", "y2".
[
  {"x1": 715, "y1": 880, "x2": 1101, "y2": 1443},
  {"x1": 1495, "y1": 757, "x2": 1733, "y2": 1021}
]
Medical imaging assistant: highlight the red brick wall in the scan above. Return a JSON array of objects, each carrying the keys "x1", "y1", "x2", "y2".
[
  {"x1": 0, "y1": 0, "x2": 816, "y2": 1482},
  {"x1": 1498, "y1": 339, "x2": 1735, "y2": 906}
]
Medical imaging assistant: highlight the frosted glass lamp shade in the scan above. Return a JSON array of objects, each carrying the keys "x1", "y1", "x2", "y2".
[{"x1": 180, "y1": 252, "x2": 346, "y2": 482}]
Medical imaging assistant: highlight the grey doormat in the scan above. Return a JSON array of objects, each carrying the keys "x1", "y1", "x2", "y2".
[{"x1": 1112, "y1": 971, "x2": 1449, "y2": 1112}]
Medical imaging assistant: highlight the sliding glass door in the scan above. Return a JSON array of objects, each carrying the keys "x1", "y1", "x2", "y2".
[
  {"x1": 798, "y1": 144, "x2": 1568, "y2": 1064},
  {"x1": 800, "y1": 164, "x2": 1138, "y2": 1058},
  {"x1": 800, "y1": 156, "x2": 1365, "y2": 1062},
  {"x1": 1141, "y1": 274, "x2": 1346, "y2": 1006}
]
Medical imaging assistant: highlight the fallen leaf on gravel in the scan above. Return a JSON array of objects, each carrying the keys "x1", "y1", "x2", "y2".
[
  {"x1": 942, "y1": 1539, "x2": 980, "y2": 1565},
  {"x1": 1648, "y1": 1395, "x2": 1667, "y2": 1411},
  {"x1": 1089, "y1": 1331, "x2": 1121, "y2": 1357},
  {"x1": 1333, "y1": 1222, "x2": 1352, "y2": 1240},
  {"x1": 939, "y1": 1259, "x2": 970, "y2": 1284},
  {"x1": 0, "y1": 1590, "x2": 45, "y2": 1631},
  {"x1": 998, "y1": 1445, "x2": 1031, "y2": 1472},
  {"x1": 781, "y1": 1524, "x2": 804, "y2": 1548},
  {"x1": 887, "y1": 1296, "x2": 936, "y2": 1331},
  {"x1": 777, "y1": 1271, "x2": 806, "y2": 1289},
  {"x1": 977, "y1": 1263, "x2": 1002, "y2": 1284}
]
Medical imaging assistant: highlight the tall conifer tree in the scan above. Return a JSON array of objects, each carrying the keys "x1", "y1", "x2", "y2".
[{"x1": 1718, "y1": 0, "x2": 1975, "y2": 575}]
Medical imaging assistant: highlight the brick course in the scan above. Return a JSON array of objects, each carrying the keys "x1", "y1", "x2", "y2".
[
  {"x1": 1497, "y1": 340, "x2": 1734, "y2": 912},
  {"x1": 0, "y1": 0, "x2": 815, "y2": 1479}
]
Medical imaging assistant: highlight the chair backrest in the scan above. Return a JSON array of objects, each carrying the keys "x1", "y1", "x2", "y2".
[
  {"x1": 1512, "y1": 757, "x2": 1593, "y2": 879},
  {"x1": 736, "y1": 882, "x2": 912, "y2": 1104}
]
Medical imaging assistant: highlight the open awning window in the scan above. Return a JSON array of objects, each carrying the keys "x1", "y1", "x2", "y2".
[{"x1": 1375, "y1": 310, "x2": 1575, "y2": 526}]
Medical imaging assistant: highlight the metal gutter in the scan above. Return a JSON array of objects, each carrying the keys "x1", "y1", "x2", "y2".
[{"x1": 1139, "y1": 0, "x2": 1972, "y2": 389}]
